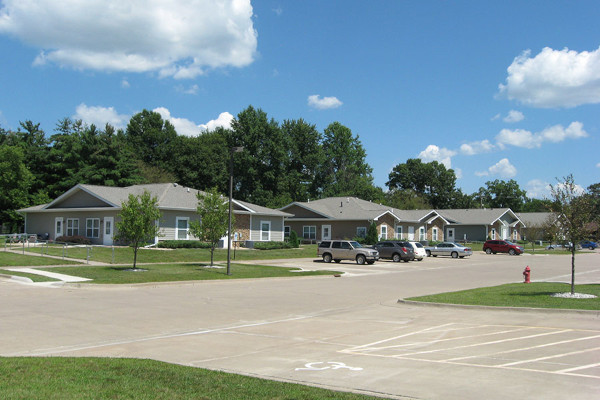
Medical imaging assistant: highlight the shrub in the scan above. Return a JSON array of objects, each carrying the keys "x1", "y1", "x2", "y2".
[
  {"x1": 254, "y1": 241, "x2": 294, "y2": 250},
  {"x1": 55, "y1": 235, "x2": 92, "y2": 245},
  {"x1": 157, "y1": 240, "x2": 212, "y2": 249},
  {"x1": 287, "y1": 230, "x2": 300, "y2": 248},
  {"x1": 365, "y1": 222, "x2": 378, "y2": 245},
  {"x1": 352, "y1": 236, "x2": 367, "y2": 244}
]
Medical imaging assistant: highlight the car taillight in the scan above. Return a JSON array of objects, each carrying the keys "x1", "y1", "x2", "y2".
[{"x1": 402, "y1": 247, "x2": 408, "y2": 252}]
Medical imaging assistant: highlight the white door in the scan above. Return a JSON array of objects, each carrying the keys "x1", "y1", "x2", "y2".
[
  {"x1": 103, "y1": 217, "x2": 114, "y2": 245},
  {"x1": 446, "y1": 228, "x2": 455, "y2": 242},
  {"x1": 321, "y1": 225, "x2": 331, "y2": 240},
  {"x1": 54, "y1": 217, "x2": 63, "y2": 239},
  {"x1": 408, "y1": 226, "x2": 415, "y2": 240},
  {"x1": 501, "y1": 226, "x2": 508, "y2": 240}
]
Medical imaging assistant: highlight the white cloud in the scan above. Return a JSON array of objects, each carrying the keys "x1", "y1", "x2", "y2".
[
  {"x1": 491, "y1": 113, "x2": 501, "y2": 121},
  {"x1": 525, "y1": 179, "x2": 550, "y2": 199},
  {"x1": 153, "y1": 107, "x2": 233, "y2": 136},
  {"x1": 496, "y1": 122, "x2": 587, "y2": 149},
  {"x1": 199, "y1": 111, "x2": 234, "y2": 132},
  {"x1": 476, "y1": 158, "x2": 517, "y2": 178},
  {"x1": 73, "y1": 104, "x2": 129, "y2": 129},
  {"x1": 418, "y1": 145, "x2": 456, "y2": 169},
  {"x1": 503, "y1": 110, "x2": 524, "y2": 123},
  {"x1": 597, "y1": 162, "x2": 600, "y2": 168},
  {"x1": 460, "y1": 140, "x2": 495, "y2": 155},
  {"x1": 175, "y1": 84, "x2": 200, "y2": 95},
  {"x1": 307, "y1": 95, "x2": 343, "y2": 110},
  {"x1": 498, "y1": 46, "x2": 600, "y2": 108},
  {"x1": 0, "y1": 0, "x2": 257, "y2": 79},
  {"x1": 121, "y1": 79, "x2": 130, "y2": 89}
]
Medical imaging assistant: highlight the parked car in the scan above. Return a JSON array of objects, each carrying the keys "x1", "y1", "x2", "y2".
[
  {"x1": 546, "y1": 243, "x2": 571, "y2": 250},
  {"x1": 425, "y1": 242, "x2": 472, "y2": 258},
  {"x1": 580, "y1": 240, "x2": 597, "y2": 250},
  {"x1": 374, "y1": 241, "x2": 415, "y2": 262},
  {"x1": 407, "y1": 241, "x2": 427, "y2": 261},
  {"x1": 317, "y1": 240, "x2": 379, "y2": 265},
  {"x1": 483, "y1": 240, "x2": 524, "y2": 255}
]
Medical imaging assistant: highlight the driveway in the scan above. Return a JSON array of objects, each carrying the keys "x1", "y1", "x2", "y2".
[{"x1": 1, "y1": 252, "x2": 599, "y2": 399}]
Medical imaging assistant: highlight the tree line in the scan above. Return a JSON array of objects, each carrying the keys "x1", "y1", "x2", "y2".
[{"x1": 1, "y1": 105, "x2": 598, "y2": 231}]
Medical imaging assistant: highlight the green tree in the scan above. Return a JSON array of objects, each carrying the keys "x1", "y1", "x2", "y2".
[
  {"x1": 548, "y1": 175, "x2": 595, "y2": 294},
  {"x1": 189, "y1": 187, "x2": 230, "y2": 267},
  {"x1": 229, "y1": 106, "x2": 289, "y2": 207},
  {"x1": 0, "y1": 145, "x2": 33, "y2": 231},
  {"x1": 475, "y1": 179, "x2": 527, "y2": 211},
  {"x1": 384, "y1": 189, "x2": 431, "y2": 210},
  {"x1": 287, "y1": 229, "x2": 299, "y2": 248},
  {"x1": 387, "y1": 159, "x2": 458, "y2": 209},
  {"x1": 115, "y1": 190, "x2": 162, "y2": 270},
  {"x1": 365, "y1": 221, "x2": 378, "y2": 245},
  {"x1": 320, "y1": 122, "x2": 379, "y2": 200},
  {"x1": 522, "y1": 198, "x2": 552, "y2": 212}
]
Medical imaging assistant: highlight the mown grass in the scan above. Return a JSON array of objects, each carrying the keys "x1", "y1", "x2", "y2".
[
  {"x1": 407, "y1": 283, "x2": 600, "y2": 310},
  {"x1": 42, "y1": 262, "x2": 339, "y2": 284},
  {"x1": 15, "y1": 244, "x2": 318, "y2": 264},
  {"x1": 0, "y1": 251, "x2": 80, "y2": 266},
  {"x1": 0, "y1": 268, "x2": 60, "y2": 282},
  {"x1": 0, "y1": 357, "x2": 381, "y2": 400}
]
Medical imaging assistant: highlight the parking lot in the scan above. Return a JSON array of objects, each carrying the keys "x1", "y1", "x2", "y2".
[{"x1": 1, "y1": 251, "x2": 599, "y2": 399}]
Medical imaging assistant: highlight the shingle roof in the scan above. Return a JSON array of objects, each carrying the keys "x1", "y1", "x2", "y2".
[
  {"x1": 281, "y1": 197, "x2": 436, "y2": 222},
  {"x1": 20, "y1": 183, "x2": 291, "y2": 217},
  {"x1": 517, "y1": 212, "x2": 555, "y2": 226},
  {"x1": 437, "y1": 208, "x2": 516, "y2": 225}
]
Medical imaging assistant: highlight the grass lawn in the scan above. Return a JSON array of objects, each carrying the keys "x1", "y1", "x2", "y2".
[
  {"x1": 0, "y1": 269, "x2": 60, "y2": 282},
  {"x1": 407, "y1": 282, "x2": 600, "y2": 311},
  {"x1": 0, "y1": 251, "x2": 80, "y2": 266},
  {"x1": 18, "y1": 244, "x2": 318, "y2": 264},
  {"x1": 0, "y1": 357, "x2": 381, "y2": 400},
  {"x1": 42, "y1": 262, "x2": 340, "y2": 284}
]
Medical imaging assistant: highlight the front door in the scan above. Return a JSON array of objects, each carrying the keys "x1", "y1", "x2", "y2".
[
  {"x1": 446, "y1": 228, "x2": 455, "y2": 242},
  {"x1": 103, "y1": 217, "x2": 114, "y2": 245},
  {"x1": 501, "y1": 226, "x2": 508, "y2": 240},
  {"x1": 321, "y1": 225, "x2": 331, "y2": 240}
]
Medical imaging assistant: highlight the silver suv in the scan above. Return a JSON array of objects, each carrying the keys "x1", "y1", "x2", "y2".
[{"x1": 317, "y1": 240, "x2": 379, "y2": 265}]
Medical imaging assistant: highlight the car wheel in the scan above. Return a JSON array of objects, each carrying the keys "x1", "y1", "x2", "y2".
[
  {"x1": 356, "y1": 254, "x2": 366, "y2": 265},
  {"x1": 417, "y1": 258, "x2": 423, "y2": 261},
  {"x1": 426, "y1": 250, "x2": 431, "y2": 257},
  {"x1": 485, "y1": 248, "x2": 492, "y2": 254},
  {"x1": 459, "y1": 256, "x2": 465, "y2": 258},
  {"x1": 392, "y1": 253, "x2": 401, "y2": 262},
  {"x1": 334, "y1": 259, "x2": 341, "y2": 263},
  {"x1": 508, "y1": 249, "x2": 516, "y2": 256},
  {"x1": 451, "y1": 251, "x2": 458, "y2": 259},
  {"x1": 403, "y1": 259, "x2": 410, "y2": 263},
  {"x1": 323, "y1": 253, "x2": 332, "y2": 263}
]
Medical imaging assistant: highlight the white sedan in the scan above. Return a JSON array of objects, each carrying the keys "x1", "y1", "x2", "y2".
[{"x1": 425, "y1": 242, "x2": 472, "y2": 258}]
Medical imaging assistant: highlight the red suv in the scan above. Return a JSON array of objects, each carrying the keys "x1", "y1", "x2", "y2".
[{"x1": 483, "y1": 240, "x2": 524, "y2": 255}]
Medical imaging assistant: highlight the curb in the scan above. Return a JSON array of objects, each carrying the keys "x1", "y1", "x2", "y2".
[{"x1": 397, "y1": 299, "x2": 600, "y2": 316}]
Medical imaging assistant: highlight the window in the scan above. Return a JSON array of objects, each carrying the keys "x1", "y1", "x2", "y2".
[
  {"x1": 284, "y1": 226, "x2": 291, "y2": 238},
  {"x1": 261, "y1": 221, "x2": 271, "y2": 241},
  {"x1": 432, "y1": 227, "x2": 438, "y2": 241},
  {"x1": 419, "y1": 227, "x2": 426, "y2": 241},
  {"x1": 396, "y1": 226, "x2": 403, "y2": 239},
  {"x1": 513, "y1": 230, "x2": 518, "y2": 240},
  {"x1": 66, "y1": 219, "x2": 79, "y2": 236},
  {"x1": 356, "y1": 227, "x2": 367, "y2": 238},
  {"x1": 380, "y1": 225, "x2": 387, "y2": 240},
  {"x1": 105, "y1": 220, "x2": 112, "y2": 236},
  {"x1": 176, "y1": 217, "x2": 189, "y2": 240},
  {"x1": 303, "y1": 226, "x2": 316, "y2": 239},
  {"x1": 491, "y1": 228, "x2": 496, "y2": 240},
  {"x1": 86, "y1": 218, "x2": 100, "y2": 238}
]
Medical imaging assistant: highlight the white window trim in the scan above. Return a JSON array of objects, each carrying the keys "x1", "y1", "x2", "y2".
[
  {"x1": 432, "y1": 227, "x2": 438, "y2": 241},
  {"x1": 66, "y1": 218, "x2": 79, "y2": 237},
  {"x1": 303, "y1": 225, "x2": 316, "y2": 240},
  {"x1": 284, "y1": 226, "x2": 291, "y2": 238},
  {"x1": 260, "y1": 220, "x2": 271, "y2": 241},
  {"x1": 396, "y1": 225, "x2": 403, "y2": 239},
  {"x1": 176, "y1": 217, "x2": 189, "y2": 240},
  {"x1": 86, "y1": 218, "x2": 100, "y2": 238},
  {"x1": 380, "y1": 225, "x2": 387, "y2": 240},
  {"x1": 491, "y1": 228, "x2": 496, "y2": 240},
  {"x1": 419, "y1": 226, "x2": 426, "y2": 241}
]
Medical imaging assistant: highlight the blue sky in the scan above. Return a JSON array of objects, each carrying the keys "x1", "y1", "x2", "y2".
[{"x1": 1, "y1": 0, "x2": 598, "y2": 198}]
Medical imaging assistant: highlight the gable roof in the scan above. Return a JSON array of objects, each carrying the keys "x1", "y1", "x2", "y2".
[
  {"x1": 19, "y1": 183, "x2": 291, "y2": 217},
  {"x1": 280, "y1": 197, "x2": 439, "y2": 223},
  {"x1": 437, "y1": 208, "x2": 524, "y2": 226},
  {"x1": 517, "y1": 212, "x2": 555, "y2": 227}
]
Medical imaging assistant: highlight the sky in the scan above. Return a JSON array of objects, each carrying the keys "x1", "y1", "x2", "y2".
[{"x1": 0, "y1": 0, "x2": 599, "y2": 198}]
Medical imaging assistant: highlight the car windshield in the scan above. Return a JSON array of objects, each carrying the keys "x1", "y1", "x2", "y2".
[
  {"x1": 414, "y1": 242, "x2": 424, "y2": 248},
  {"x1": 505, "y1": 241, "x2": 516, "y2": 245},
  {"x1": 350, "y1": 241, "x2": 362, "y2": 248}
]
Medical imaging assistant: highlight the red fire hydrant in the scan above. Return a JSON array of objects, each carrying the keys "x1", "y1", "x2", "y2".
[{"x1": 523, "y1": 266, "x2": 531, "y2": 283}]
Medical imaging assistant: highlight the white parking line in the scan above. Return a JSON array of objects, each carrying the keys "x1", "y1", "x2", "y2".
[{"x1": 498, "y1": 346, "x2": 600, "y2": 367}]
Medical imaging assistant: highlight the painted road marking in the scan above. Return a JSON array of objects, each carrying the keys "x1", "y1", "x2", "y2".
[
  {"x1": 342, "y1": 323, "x2": 600, "y2": 379},
  {"x1": 295, "y1": 362, "x2": 363, "y2": 371}
]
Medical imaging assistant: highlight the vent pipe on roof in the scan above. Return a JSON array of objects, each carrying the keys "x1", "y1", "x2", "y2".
[
  {"x1": 173, "y1": 183, "x2": 178, "y2": 187},
  {"x1": 187, "y1": 188, "x2": 190, "y2": 193},
  {"x1": 340, "y1": 201, "x2": 343, "y2": 207}
]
